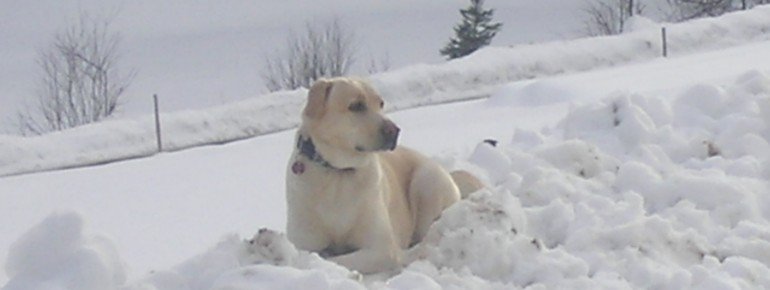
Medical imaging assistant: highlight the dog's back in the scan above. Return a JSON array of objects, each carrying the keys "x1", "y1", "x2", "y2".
[{"x1": 450, "y1": 170, "x2": 484, "y2": 198}]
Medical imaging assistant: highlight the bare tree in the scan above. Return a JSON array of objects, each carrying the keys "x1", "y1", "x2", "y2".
[
  {"x1": 665, "y1": 0, "x2": 733, "y2": 21},
  {"x1": 582, "y1": 0, "x2": 645, "y2": 36},
  {"x1": 738, "y1": 0, "x2": 770, "y2": 9},
  {"x1": 262, "y1": 18, "x2": 357, "y2": 92},
  {"x1": 17, "y1": 14, "x2": 133, "y2": 135},
  {"x1": 367, "y1": 51, "x2": 391, "y2": 75}
]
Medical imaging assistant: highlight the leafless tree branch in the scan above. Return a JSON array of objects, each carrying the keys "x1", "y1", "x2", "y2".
[
  {"x1": 664, "y1": 0, "x2": 734, "y2": 21},
  {"x1": 262, "y1": 18, "x2": 357, "y2": 92},
  {"x1": 367, "y1": 51, "x2": 391, "y2": 75},
  {"x1": 17, "y1": 14, "x2": 134, "y2": 135},
  {"x1": 582, "y1": 0, "x2": 645, "y2": 36}
]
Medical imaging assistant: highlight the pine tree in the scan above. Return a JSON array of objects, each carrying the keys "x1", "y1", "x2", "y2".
[{"x1": 440, "y1": 0, "x2": 502, "y2": 60}]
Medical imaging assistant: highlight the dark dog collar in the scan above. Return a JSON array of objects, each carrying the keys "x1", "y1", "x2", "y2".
[{"x1": 296, "y1": 136, "x2": 355, "y2": 172}]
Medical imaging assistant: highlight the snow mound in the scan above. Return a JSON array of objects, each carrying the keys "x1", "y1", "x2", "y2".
[
  {"x1": 403, "y1": 71, "x2": 770, "y2": 288},
  {"x1": 3, "y1": 7, "x2": 770, "y2": 177},
  {"x1": 3, "y1": 212, "x2": 126, "y2": 290},
  {"x1": 122, "y1": 229, "x2": 362, "y2": 290}
]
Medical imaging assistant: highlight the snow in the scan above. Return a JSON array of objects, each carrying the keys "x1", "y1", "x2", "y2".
[
  {"x1": 0, "y1": 89, "x2": 305, "y2": 177},
  {"x1": 5, "y1": 62, "x2": 770, "y2": 289},
  {"x1": 486, "y1": 79, "x2": 577, "y2": 107},
  {"x1": 3, "y1": 6, "x2": 770, "y2": 177},
  {"x1": 9, "y1": 66, "x2": 770, "y2": 289},
  {"x1": 4, "y1": 6, "x2": 770, "y2": 290},
  {"x1": 3, "y1": 212, "x2": 126, "y2": 290}
]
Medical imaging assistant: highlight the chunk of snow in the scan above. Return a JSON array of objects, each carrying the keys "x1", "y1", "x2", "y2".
[{"x1": 3, "y1": 212, "x2": 126, "y2": 290}]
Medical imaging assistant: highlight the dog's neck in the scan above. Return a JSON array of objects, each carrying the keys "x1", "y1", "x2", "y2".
[{"x1": 296, "y1": 135, "x2": 356, "y2": 172}]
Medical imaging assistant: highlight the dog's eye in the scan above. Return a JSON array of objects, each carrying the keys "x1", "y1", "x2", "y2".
[
  {"x1": 379, "y1": 100, "x2": 384, "y2": 109},
  {"x1": 348, "y1": 102, "x2": 366, "y2": 112}
]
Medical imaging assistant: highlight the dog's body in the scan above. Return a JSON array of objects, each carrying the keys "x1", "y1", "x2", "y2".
[{"x1": 285, "y1": 77, "x2": 481, "y2": 273}]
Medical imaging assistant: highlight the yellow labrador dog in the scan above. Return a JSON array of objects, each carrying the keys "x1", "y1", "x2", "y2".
[{"x1": 285, "y1": 77, "x2": 483, "y2": 274}]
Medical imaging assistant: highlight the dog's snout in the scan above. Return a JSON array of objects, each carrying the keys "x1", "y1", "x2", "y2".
[
  {"x1": 383, "y1": 120, "x2": 400, "y2": 137},
  {"x1": 381, "y1": 120, "x2": 400, "y2": 151}
]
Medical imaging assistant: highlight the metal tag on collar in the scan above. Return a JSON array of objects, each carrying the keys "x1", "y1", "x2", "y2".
[{"x1": 291, "y1": 161, "x2": 305, "y2": 175}]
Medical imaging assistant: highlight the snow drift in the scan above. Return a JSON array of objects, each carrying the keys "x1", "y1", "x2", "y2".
[
  {"x1": 3, "y1": 7, "x2": 770, "y2": 177},
  {"x1": 6, "y1": 70, "x2": 770, "y2": 289},
  {"x1": 2, "y1": 212, "x2": 126, "y2": 290}
]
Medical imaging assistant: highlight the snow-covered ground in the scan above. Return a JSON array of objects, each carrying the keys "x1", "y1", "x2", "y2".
[
  {"x1": 4, "y1": 17, "x2": 770, "y2": 288},
  {"x1": 3, "y1": 6, "x2": 770, "y2": 178}
]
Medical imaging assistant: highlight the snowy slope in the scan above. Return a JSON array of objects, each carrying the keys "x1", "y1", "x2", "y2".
[
  {"x1": 3, "y1": 32, "x2": 770, "y2": 288},
  {"x1": 2, "y1": 6, "x2": 770, "y2": 178}
]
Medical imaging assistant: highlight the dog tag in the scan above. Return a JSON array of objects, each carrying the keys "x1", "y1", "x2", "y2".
[{"x1": 292, "y1": 161, "x2": 305, "y2": 175}]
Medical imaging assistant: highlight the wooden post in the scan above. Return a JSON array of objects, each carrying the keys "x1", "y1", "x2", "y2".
[
  {"x1": 661, "y1": 27, "x2": 668, "y2": 58},
  {"x1": 153, "y1": 94, "x2": 162, "y2": 152}
]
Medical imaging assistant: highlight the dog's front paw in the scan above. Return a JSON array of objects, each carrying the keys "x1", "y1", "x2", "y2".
[{"x1": 243, "y1": 228, "x2": 298, "y2": 266}]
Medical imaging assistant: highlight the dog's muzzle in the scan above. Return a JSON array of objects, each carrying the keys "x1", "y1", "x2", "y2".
[{"x1": 380, "y1": 120, "x2": 400, "y2": 151}]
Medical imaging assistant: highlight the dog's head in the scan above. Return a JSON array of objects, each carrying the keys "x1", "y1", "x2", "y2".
[{"x1": 301, "y1": 78, "x2": 400, "y2": 164}]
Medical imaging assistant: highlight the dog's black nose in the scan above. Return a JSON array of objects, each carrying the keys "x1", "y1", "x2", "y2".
[
  {"x1": 381, "y1": 120, "x2": 400, "y2": 150},
  {"x1": 383, "y1": 120, "x2": 400, "y2": 137}
]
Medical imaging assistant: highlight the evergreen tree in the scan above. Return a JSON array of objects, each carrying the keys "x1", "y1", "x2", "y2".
[{"x1": 440, "y1": 0, "x2": 502, "y2": 60}]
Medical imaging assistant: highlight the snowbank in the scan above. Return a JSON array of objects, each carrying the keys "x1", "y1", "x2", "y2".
[
  {"x1": 0, "y1": 90, "x2": 306, "y2": 177},
  {"x1": 6, "y1": 70, "x2": 770, "y2": 289},
  {"x1": 3, "y1": 7, "x2": 770, "y2": 177},
  {"x1": 2, "y1": 212, "x2": 126, "y2": 290},
  {"x1": 373, "y1": 6, "x2": 770, "y2": 111}
]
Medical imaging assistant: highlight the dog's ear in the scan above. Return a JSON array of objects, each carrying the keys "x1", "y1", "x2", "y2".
[{"x1": 303, "y1": 79, "x2": 333, "y2": 119}]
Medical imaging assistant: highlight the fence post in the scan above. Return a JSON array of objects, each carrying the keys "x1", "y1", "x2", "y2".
[
  {"x1": 661, "y1": 27, "x2": 668, "y2": 58},
  {"x1": 153, "y1": 94, "x2": 163, "y2": 152}
]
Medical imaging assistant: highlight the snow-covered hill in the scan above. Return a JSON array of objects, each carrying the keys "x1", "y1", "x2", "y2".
[
  {"x1": 3, "y1": 7, "x2": 770, "y2": 290},
  {"x1": 2, "y1": 6, "x2": 770, "y2": 178}
]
